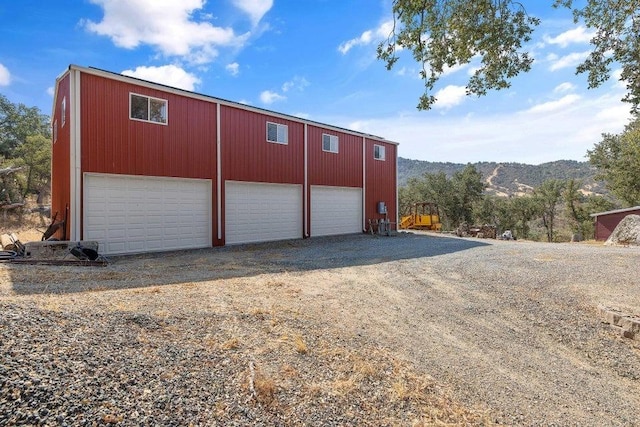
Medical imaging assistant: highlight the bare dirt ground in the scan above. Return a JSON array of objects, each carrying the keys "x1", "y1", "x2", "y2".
[{"x1": 1, "y1": 232, "x2": 639, "y2": 426}]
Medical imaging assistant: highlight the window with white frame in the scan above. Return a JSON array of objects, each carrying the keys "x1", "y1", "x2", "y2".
[
  {"x1": 374, "y1": 144, "x2": 386, "y2": 160},
  {"x1": 130, "y1": 93, "x2": 168, "y2": 124},
  {"x1": 61, "y1": 97, "x2": 66, "y2": 127},
  {"x1": 322, "y1": 134, "x2": 339, "y2": 153},
  {"x1": 267, "y1": 122, "x2": 288, "y2": 144}
]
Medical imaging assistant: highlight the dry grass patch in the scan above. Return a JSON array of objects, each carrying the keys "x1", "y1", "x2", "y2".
[
  {"x1": 222, "y1": 337, "x2": 241, "y2": 350},
  {"x1": 293, "y1": 334, "x2": 308, "y2": 354}
]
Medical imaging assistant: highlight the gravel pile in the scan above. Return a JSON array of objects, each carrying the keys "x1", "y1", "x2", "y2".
[{"x1": 1, "y1": 232, "x2": 639, "y2": 426}]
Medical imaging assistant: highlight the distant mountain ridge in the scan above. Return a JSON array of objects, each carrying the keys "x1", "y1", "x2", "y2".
[{"x1": 398, "y1": 157, "x2": 606, "y2": 197}]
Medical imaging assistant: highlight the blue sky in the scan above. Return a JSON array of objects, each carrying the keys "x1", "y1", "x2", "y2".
[{"x1": 0, "y1": 0, "x2": 633, "y2": 164}]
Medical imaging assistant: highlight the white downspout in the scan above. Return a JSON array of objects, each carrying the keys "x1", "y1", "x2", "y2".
[
  {"x1": 70, "y1": 68, "x2": 82, "y2": 241},
  {"x1": 304, "y1": 123, "x2": 309, "y2": 237},
  {"x1": 216, "y1": 103, "x2": 222, "y2": 242},
  {"x1": 396, "y1": 146, "x2": 399, "y2": 231},
  {"x1": 362, "y1": 136, "x2": 366, "y2": 232}
]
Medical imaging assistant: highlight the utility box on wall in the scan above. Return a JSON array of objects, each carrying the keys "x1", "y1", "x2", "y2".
[{"x1": 377, "y1": 201, "x2": 387, "y2": 215}]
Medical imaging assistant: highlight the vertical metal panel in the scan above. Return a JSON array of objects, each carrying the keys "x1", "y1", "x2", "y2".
[
  {"x1": 79, "y1": 73, "x2": 215, "y2": 180},
  {"x1": 307, "y1": 125, "x2": 363, "y2": 187},
  {"x1": 51, "y1": 73, "x2": 71, "y2": 239},
  {"x1": 220, "y1": 105, "x2": 304, "y2": 184},
  {"x1": 365, "y1": 140, "x2": 397, "y2": 224}
]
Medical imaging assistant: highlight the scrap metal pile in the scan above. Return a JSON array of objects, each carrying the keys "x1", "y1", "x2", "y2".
[
  {"x1": 455, "y1": 223, "x2": 497, "y2": 239},
  {"x1": 0, "y1": 232, "x2": 107, "y2": 266}
]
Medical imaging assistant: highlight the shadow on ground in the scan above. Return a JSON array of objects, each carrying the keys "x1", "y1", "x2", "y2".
[{"x1": 5, "y1": 232, "x2": 489, "y2": 295}]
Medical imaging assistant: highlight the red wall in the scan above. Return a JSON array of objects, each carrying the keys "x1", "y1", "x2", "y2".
[
  {"x1": 220, "y1": 105, "x2": 304, "y2": 184},
  {"x1": 307, "y1": 125, "x2": 363, "y2": 187},
  {"x1": 595, "y1": 210, "x2": 640, "y2": 240},
  {"x1": 80, "y1": 74, "x2": 215, "y2": 179},
  {"x1": 78, "y1": 73, "x2": 219, "y2": 243},
  {"x1": 219, "y1": 105, "x2": 305, "y2": 244},
  {"x1": 365, "y1": 140, "x2": 397, "y2": 225},
  {"x1": 51, "y1": 68, "x2": 398, "y2": 247},
  {"x1": 50, "y1": 73, "x2": 71, "y2": 239}
]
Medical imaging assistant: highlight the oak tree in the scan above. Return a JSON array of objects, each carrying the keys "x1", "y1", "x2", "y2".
[
  {"x1": 587, "y1": 115, "x2": 640, "y2": 205},
  {"x1": 378, "y1": 0, "x2": 640, "y2": 111}
]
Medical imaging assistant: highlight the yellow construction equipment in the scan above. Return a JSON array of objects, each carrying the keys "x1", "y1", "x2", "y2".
[{"x1": 399, "y1": 202, "x2": 442, "y2": 231}]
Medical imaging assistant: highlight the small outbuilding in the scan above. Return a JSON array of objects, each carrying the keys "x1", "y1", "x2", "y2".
[
  {"x1": 50, "y1": 65, "x2": 398, "y2": 254},
  {"x1": 590, "y1": 206, "x2": 640, "y2": 241}
]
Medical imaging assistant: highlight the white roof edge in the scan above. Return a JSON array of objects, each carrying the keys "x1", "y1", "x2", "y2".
[
  {"x1": 51, "y1": 68, "x2": 71, "y2": 119},
  {"x1": 65, "y1": 64, "x2": 399, "y2": 146},
  {"x1": 590, "y1": 206, "x2": 640, "y2": 217}
]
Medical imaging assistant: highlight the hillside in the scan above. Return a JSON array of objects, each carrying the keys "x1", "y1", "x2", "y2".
[{"x1": 398, "y1": 157, "x2": 606, "y2": 197}]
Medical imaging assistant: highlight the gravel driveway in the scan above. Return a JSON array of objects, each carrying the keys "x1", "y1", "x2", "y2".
[{"x1": 1, "y1": 232, "x2": 639, "y2": 425}]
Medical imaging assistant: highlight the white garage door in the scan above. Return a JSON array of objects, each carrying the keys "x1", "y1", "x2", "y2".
[
  {"x1": 84, "y1": 173, "x2": 212, "y2": 255},
  {"x1": 311, "y1": 185, "x2": 362, "y2": 237},
  {"x1": 225, "y1": 181, "x2": 302, "y2": 245}
]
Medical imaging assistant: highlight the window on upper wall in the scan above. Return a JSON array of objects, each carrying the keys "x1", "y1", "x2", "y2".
[
  {"x1": 61, "y1": 97, "x2": 66, "y2": 127},
  {"x1": 130, "y1": 93, "x2": 168, "y2": 125},
  {"x1": 267, "y1": 122, "x2": 288, "y2": 144},
  {"x1": 374, "y1": 144, "x2": 386, "y2": 160},
  {"x1": 322, "y1": 134, "x2": 339, "y2": 153}
]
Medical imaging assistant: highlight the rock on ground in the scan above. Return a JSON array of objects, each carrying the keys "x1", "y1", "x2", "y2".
[{"x1": 605, "y1": 214, "x2": 640, "y2": 246}]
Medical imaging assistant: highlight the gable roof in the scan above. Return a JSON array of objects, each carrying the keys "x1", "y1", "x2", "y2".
[
  {"x1": 61, "y1": 64, "x2": 398, "y2": 146},
  {"x1": 590, "y1": 206, "x2": 640, "y2": 217}
]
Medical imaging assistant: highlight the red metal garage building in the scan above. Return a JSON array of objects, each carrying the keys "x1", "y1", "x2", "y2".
[
  {"x1": 590, "y1": 206, "x2": 640, "y2": 241},
  {"x1": 51, "y1": 65, "x2": 398, "y2": 254}
]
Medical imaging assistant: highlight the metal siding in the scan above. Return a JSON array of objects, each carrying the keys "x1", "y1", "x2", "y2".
[
  {"x1": 595, "y1": 210, "x2": 640, "y2": 240},
  {"x1": 220, "y1": 105, "x2": 304, "y2": 184},
  {"x1": 67, "y1": 67, "x2": 399, "y2": 249},
  {"x1": 307, "y1": 125, "x2": 362, "y2": 187},
  {"x1": 79, "y1": 73, "x2": 219, "y2": 246},
  {"x1": 80, "y1": 73, "x2": 215, "y2": 179},
  {"x1": 219, "y1": 106, "x2": 305, "y2": 243},
  {"x1": 365, "y1": 140, "x2": 397, "y2": 224},
  {"x1": 51, "y1": 73, "x2": 71, "y2": 239}
]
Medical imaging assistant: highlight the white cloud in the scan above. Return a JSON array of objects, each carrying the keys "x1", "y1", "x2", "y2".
[
  {"x1": 260, "y1": 90, "x2": 285, "y2": 104},
  {"x1": 395, "y1": 67, "x2": 409, "y2": 77},
  {"x1": 442, "y1": 62, "x2": 470, "y2": 77},
  {"x1": 338, "y1": 20, "x2": 393, "y2": 54},
  {"x1": 553, "y1": 82, "x2": 576, "y2": 94},
  {"x1": 544, "y1": 26, "x2": 594, "y2": 48},
  {"x1": 548, "y1": 50, "x2": 590, "y2": 71},
  {"x1": 336, "y1": 91, "x2": 631, "y2": 165},
  {"x1": 433, "y1": 85, "x2": 467, "y2": 109},
  {"x1": 0, "y1": 63, "x2": 11, "y2": 86},
  {"x1": 231, "y1": 0, "x2": 272, "y2": 26},
  {"x1": 84, "y1": 0, "x2": 247, "y2": 64},
  {"x1": 282, "y1": 76, "x2": 309, "y2": 92},
  {"x1": 226, "y1": 62, "x2": 240, "y2": 76},
  {"x1": 47, "y1": 86, "x2": 55, "y2": 96},
  {"x1": 121, "y1": 65, "x2": 201, "y2": 91},
  {"x1": 611, "y1": 68, "x2": 627, "y2": 89},
  {"x1": 526, "y1": 94, "x2": 581, "y2": 114}
]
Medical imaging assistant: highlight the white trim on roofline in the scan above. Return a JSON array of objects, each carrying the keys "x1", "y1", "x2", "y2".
[
  {"x1": 65, "y1": 64, "x2": 398, "y2": 146},
  {"x1": 590, "y1": 206, "x2": 640, "y2": 218}
]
